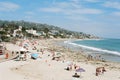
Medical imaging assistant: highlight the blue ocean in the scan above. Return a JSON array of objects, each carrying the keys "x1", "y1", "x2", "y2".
[{"x1": 64, "y1": 39, "x2": 120, "y2": 62}]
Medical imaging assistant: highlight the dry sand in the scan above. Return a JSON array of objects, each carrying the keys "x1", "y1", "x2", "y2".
[{"x1": 0, "y1": 39, "x2": 120, "y2": 80}]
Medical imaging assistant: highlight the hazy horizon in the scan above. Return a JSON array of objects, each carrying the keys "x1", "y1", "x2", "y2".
[{"x1": 0, "y1": 0, "x2": 120, "y2": 39}]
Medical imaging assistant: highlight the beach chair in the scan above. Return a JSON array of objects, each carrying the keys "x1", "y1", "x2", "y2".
[{"x1": 14, "y1": 55, "x2": 20, "y2": 61}]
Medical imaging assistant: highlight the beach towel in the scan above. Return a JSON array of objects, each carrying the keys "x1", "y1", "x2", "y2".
[{"x1": 72, "y1": 77, "x2": 81, "y2": 80}]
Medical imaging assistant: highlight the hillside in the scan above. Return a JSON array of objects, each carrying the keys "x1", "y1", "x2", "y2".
[{"x1": 0, "y1": 20, "x2": 99, "y2": 42}]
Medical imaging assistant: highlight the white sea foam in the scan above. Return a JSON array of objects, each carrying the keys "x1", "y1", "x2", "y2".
[{"x1": 64, "y1": 40, "x2": 120, "y2": 56}]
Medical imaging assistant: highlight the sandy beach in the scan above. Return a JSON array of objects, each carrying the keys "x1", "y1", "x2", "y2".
[{"x1": 0, "y1": 39, "x2": 120, "y2": 80}]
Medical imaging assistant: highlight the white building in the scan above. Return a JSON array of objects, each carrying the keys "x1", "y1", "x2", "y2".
[
  {"x1": 26, "y1": 29, "x2": 37, "y2": 35},
  {"x1": 13, "y1": 26, "x2": 23, "y2": 37}
]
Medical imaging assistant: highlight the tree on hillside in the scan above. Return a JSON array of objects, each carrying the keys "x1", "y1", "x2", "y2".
[{"x1": 43, "y1": 27, "x2": 50, "y2": 38}]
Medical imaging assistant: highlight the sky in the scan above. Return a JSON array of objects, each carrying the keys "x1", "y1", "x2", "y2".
[{"x1": 0, "y1": 0, "x2": 120, "y2": 38}]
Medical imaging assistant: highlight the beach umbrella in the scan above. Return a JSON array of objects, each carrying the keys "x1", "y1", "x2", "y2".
[
  {"x1": 76, "y1": 68, "x2": 85, "y2": 77},
  {"x1": 31, "y1": 53, "x2": 39, "y2": 59},
  {"x1": 66, "y1": 61, "x2": 73, "y2": 66},
  {"x1": 24, "y1": 43, "x2": 29, "y2": 47},
  {"x1": 20, "y1": 47, "x2": 27, "y2": 52}
]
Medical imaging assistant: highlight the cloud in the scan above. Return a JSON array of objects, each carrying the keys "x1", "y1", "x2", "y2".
[
  {"x1": 114, "y1": 12, "x2": 120, "y2": 16},
  {"x1": 54, "y1": 2, "x2": 81, "y2": 9},
  {"x1": 39, "y1": 1, "x2": 103, "y2": 15},
  {"x1": 70, "y1": 0, "x2": 80, "y2": 4},
  {"x1": 112, "y1": 12, "x2": 120, "y2": 16},
  {"x1": 25, "y1": 11, "x2": 35, "y2": 15},
  {"x1": 40, "y1": 7, "x2": 102, "y2": 14},
  {"x1": 72, "y1": 8, "x2": 103, "y2": 14},
  {"x1": 103, "y1": 1, "x2": 120, "y2": 9},
  {"x1": 40, "y1": 7, "x2": 62, "y2": 13},
  {"x1": 85, "y1": 0, "x2": 99, "y2": 3},
  {"x1": 67, "y1": 15, "x2": 90, "y2": 21},
  {"x1": 24, "y1": 16, "x2": 32, "y2": 19},
  {"x1": 70, "y1": 0, "x2": 100, "y2": 4},
  {"x1": 0, "y1": 2, "x2": 20, "y2": 11},
  {"x1": 39, "y1": 0, "x2": 103, "y2": 22}
]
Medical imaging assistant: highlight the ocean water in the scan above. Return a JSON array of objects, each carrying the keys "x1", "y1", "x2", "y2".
[{"x1": 64, "y1": 39, "x2": 120, "y2": 62}]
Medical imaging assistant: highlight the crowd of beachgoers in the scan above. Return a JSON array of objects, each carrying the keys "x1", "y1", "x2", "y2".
[{"x1": 0, "y1": 38, "x2": 120, "y2": 80}]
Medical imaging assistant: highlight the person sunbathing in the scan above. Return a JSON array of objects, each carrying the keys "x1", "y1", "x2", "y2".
[
  {"x1": 74, "y1": 64, "x2": 80, "y2": 70},
  {"x1": 96, "y1": 67, "x2": 106, "y2": 76},
  {"x1": 72, "y1": 73, "x2": 80, "y2": 78},
  {"x1": 65, "y1": 65, "x2": 72, "y2": 71},
  {"x1": 74, "y1": 64, "x2": 77, "y2": 69},
  {"x1": 102, "y1": 67, "x2": 106, "y2": 74}
]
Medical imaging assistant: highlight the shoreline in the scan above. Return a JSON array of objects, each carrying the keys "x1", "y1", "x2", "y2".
[
  {"x1": 46, "y1": 39, "x2": 120, "y2": 68},
  {"x1": 63, "y1": 39, "x2": 120, "y2": 62},
  {"x1": 50, "y1": 39, "x2": 120, "y2": 69}
]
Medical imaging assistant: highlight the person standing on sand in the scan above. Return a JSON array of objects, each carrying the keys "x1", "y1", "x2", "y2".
[
  {"x1": 24, "y1": 53, "x2": 27, "y2": 61},
  {"x1": 12, "y1": 51, "x2": 14, "y2": 56},
  {"x1": 41, "y1": 49, "x2": 44, "y2": 54},
  {"x1": 5, "y1": 53, "x2": 9, "y2": 59}
]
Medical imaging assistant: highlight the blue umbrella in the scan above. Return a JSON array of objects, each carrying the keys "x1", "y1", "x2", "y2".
[{"x1": 31, "y1": 53, "x2": 39, "y2": 59}]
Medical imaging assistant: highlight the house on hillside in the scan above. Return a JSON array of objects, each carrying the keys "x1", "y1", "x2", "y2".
[
  {"x1": 26, "y1": 29, "x2": 37, "y2": 35},
  {"x1": 26, "y1": 29, "x2": 45, "y2": 37},
  {"x1": 13, "y1": 26, "x2": 23, "y2": 38},
  {"x1": 37, "y1": 31, "x2": 46, "y2": 36},
  {"x1": 0, "y1": 27, "x2": 3, "y2": 31},
  {"x1": 50, "y1": 30, "x2": 59, "y2": 35}
]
